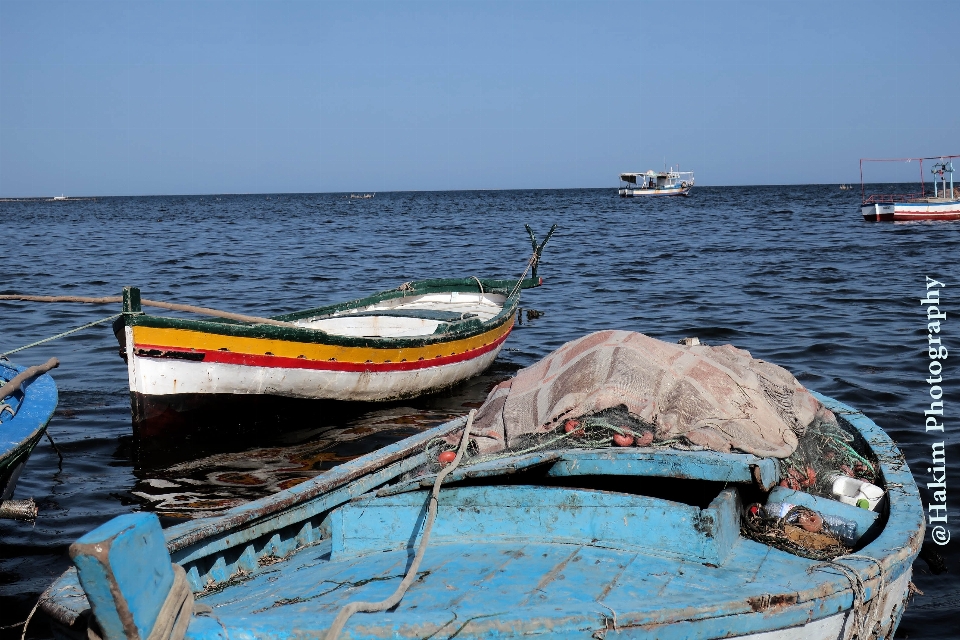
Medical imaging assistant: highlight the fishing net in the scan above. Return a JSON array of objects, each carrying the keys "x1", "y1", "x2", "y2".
[
  {"x1": 411, "y1": 331, "x2": 882, "y2": 559},
  {"x1": 419, "y1": 404, "x2": 666, "y2": 475},
  {"x1": 776, "y1": 413, "x2": 880, "y2": 495},
  {"x1": 436, "y1": 330, "x2": 825, "y2": 461},
  {"x1": 737, "y1": 415, "x2": 882, "y2": 559},
  {"x1": 741, "y1": 504, "x2": 851, "y2": 560}
]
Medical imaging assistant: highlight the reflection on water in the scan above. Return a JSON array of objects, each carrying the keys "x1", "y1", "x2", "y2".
[{"x1": 127, "y1": 363, "x2": 517, "y2": 517}]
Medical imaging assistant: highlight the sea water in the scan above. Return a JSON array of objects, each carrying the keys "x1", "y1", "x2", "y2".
[{"x1": 0, "y1": 187, "x2": 958, "y2": 638}]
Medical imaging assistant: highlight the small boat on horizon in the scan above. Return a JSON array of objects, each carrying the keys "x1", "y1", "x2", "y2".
[
  {"x1": 619, "y1": 167, "x2": 694, "y2": 197},
  {"x1": 861, "y1": 155, "x2": 960, "y2": 221}
]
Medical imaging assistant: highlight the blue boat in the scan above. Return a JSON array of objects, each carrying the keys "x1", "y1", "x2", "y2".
[
  {"x1": 1, "y1": 358, "x2": 59, "y2": 518},
  {"x1": 40, "y1": 339, "x2": 922, "y2": 640}
]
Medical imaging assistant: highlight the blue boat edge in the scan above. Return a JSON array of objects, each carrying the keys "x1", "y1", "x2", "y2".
[{"x1": 1, "y1": 360, "x2": 59, "y2": 502}]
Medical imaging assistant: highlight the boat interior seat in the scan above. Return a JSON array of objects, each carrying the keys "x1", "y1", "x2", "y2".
[
  {"x1": 328, "y1": 484, "x2": 742, "y2": 566},
  {"x1": 379, "y1": 447, "x2": 781, "y2": 498},
  {"x1": 339, "y1": 309, "x2": 479, "y2": 323}
]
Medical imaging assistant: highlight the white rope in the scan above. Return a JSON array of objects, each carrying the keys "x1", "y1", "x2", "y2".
[
  {"x1": 324, "y1": 410, "x2": 476, "y2": 640},
  {"x1": 470, "y1": 276, "x2": 484, "y2": 295}
]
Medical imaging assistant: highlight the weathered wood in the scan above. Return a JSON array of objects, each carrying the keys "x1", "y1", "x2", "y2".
[
  {"x1": 546, "y1": 448, "x2": 781, "y2": 490},
  {"x1": 332, "y1": 485, "x2": 741, "y2": 565},
  {"x1": 0, "y1": 498, "x2": 38, "y2": 520},
  {"x1": 69, "y1": 513, "x2": 175, "y2": 640},
  {"x1": 40, "y1": 392, "x2": 923, "y2": 640}
]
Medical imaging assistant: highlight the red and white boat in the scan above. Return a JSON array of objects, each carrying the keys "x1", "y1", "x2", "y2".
[{"x1": 861, "y1": 155, "x2": 960, "y2": 221}]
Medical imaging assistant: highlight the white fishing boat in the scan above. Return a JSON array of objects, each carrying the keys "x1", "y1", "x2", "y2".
[
  {"x1": 619, "y1": 167, "x2": 694, "y2": 197},
  {"x1": 860, "y1": 155, "x2": 960, "y2": 221}
]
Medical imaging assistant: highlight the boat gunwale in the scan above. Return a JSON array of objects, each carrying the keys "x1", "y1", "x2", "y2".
[
  {"x1": 0, "y1": 362, "x2": 58, "y2": 466},
  {"x1": 123, "y1": 277, "x2": 539, "y2": 349},
  {"x1": 163, "y1": 416, "x2": 470, "y2": 554},
  {"x1": 164, "y1": 392, "x2": 924, "y2": 593}
]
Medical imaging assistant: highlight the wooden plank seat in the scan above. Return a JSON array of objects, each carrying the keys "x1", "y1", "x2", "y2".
[{"x1": 334, "y1": 309, "x2": 479, "y2": 322}]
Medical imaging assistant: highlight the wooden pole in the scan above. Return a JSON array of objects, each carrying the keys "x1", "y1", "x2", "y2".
[{"x1": 0, "y1": 295, "x2": 297, "y2": 327}]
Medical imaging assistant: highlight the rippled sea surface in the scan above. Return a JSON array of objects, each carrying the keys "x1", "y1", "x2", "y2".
[{"x1": 1, "y1": 187, "x2": 958, "y2": 638}]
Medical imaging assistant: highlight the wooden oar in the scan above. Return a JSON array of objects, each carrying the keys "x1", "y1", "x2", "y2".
[{"x1": 0, "y1": 295, "x2": 297, "y2": 327}]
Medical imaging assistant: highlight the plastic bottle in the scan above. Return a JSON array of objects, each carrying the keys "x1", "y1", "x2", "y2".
[
  {"x1": 820, "y1": 513, "x2": 858, "y2": 546},
  {"x1": 762, "y1": 502, "x2": 858, "y2": 546}
]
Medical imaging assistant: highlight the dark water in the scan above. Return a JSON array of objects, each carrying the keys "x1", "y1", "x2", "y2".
[{"x1": 1, "y1": 187, "x2": 958, "y2": 638}]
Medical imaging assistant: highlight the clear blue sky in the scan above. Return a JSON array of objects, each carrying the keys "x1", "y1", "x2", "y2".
[{"x1": 1, "y1": 1, "x2": 957, "y2": 196}]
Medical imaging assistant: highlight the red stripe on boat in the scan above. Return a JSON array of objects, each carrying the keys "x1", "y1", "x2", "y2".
[{"x1": 135, "y1": 329, "x2": 512, "y2": 373}]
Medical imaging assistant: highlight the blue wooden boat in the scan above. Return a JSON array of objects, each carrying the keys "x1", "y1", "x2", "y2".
[
  {"x1": 1, "y1": 358, "x2": 59, "y2": 515},
  {"x1": 40, "y1": 385, "x2": 921, "y2": 639}
]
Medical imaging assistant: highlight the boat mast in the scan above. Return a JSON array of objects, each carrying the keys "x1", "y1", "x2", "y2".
[{"x1": 859, "y1": 159, "x2": 864, "y2": 202}]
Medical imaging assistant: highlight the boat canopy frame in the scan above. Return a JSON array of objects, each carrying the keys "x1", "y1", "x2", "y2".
[{"x1": 860, "y1": 154, "x2": 960, "y2": 204}]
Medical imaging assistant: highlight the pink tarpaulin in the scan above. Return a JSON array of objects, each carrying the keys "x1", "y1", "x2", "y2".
[{"x1": 469, "y1": 331, "x2": 832, "y2": 458}]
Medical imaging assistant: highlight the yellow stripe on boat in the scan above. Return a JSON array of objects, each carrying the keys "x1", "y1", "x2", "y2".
[{"x1": 132, "y1": 321, "x2": 513, "y2": 364}]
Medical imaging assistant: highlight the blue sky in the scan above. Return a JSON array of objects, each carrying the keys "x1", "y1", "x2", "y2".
[{"x1": 1, "y1": 1, "x2": 957, "y2": 196}]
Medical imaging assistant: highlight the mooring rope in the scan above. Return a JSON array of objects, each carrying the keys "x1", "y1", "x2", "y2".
[
  {"x1": 0, "y1": 294, "x2": 298, "y2": 327},
  {"x1": 324, "y1": 410, "x2": 476, "y2": 640},
  {"x1": 508, "y1": 254, "x2": 537, "y2": 300},
  {"x1": 470, "y1": 276, "x2": 484, "y2": 295},
  {"x1": 809, "y1": 554, "x2": 886, "y2": 640},
  {"x1": 0, "y1": 315, "x2": 120, "y2": 358},
  {"x1": 83, "y1": 564, "x2": 194, "y2": 640}
]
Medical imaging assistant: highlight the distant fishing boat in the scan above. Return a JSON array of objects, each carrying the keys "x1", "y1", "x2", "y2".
[
  {"x1": 861, "y1": 155, "x2": 960, "y2": 221},
  {"x1": 41, "y1": 332, "x2": 922, "y2": 639},
  {"x1": 114, "y1": 227, "x2": 554, "y2": 436},
  {"x1": 0, "y1": 358, "x2": 58, "y2": 519},
  {"x1": 619, "y1": 167, "x2": 694, "y2": 197}
]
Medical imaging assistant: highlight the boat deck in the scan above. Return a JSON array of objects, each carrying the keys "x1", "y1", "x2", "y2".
[
  {"x1": 294, "y1": 293, "x2": 507, "y2": 338},
  {"x1": 42, "y1": 394, "x2": 922, "y2": 640},
  {"x1": 180, "y1": 531, "x2": 903, "y2": 638}
]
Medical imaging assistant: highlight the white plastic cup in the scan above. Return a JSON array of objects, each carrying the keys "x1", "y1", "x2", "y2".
[{"x1": 828, "y1": 474, "x2": 884, "y2": 511}]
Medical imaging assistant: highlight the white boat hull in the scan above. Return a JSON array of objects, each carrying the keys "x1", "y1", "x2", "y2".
[
  {"x1": 862, "y1": 200, "x2": 960, "y2": 221},
  {"x1": 124, "y1": 326, "x2": 506, "y2": 403},
  {"x1": 619, "y1": 186, "x2": 692, "y2": 197}
]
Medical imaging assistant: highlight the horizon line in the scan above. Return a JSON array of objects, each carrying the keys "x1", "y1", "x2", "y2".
[{"x1": 0, "y1": 181, "x2": 922, "y2": 200}]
